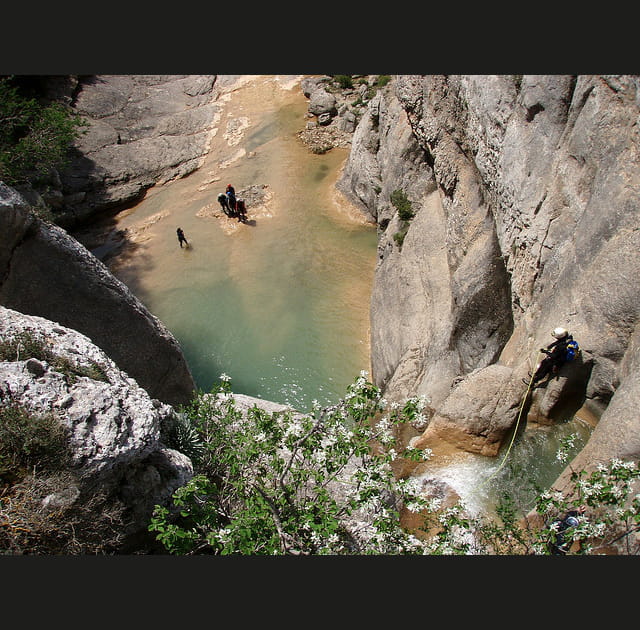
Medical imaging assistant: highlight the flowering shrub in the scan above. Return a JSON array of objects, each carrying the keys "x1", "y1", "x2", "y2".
[{"x1": 150, "y1": 374, "x2": 640, "y2": 555}]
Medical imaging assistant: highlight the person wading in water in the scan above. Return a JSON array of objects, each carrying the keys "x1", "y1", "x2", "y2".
[
  {"x1": 217, "y1": 192, "x2": 231, "y2": 216},
  {"x1": 176, "y1": 227, "x2": 189, "y2": 248}
]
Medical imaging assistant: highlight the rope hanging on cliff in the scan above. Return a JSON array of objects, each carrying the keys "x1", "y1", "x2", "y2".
[{"x1": 470, "y1": 350, "x2": 542, "y2": 495}]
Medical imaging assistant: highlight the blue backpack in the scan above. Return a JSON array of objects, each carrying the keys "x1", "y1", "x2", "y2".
[{"x1": 565, "y1": 339, "x2": 579, "y2": 361}]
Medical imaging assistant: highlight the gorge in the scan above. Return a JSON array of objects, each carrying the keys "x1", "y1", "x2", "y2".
[{"x1": 1, "y1": 74, "x2": 639, "y2": 553}]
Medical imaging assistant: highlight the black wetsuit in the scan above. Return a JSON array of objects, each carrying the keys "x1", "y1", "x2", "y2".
[
  {"x1": 533, "y1": 334, "x2": 574, "y2": 383},
  {"x1": 218, "y1": 193, "x2": 231, "y2": 216},
  {"x1": 549, "y1": 510, "x2": 581, "y2": 555}
]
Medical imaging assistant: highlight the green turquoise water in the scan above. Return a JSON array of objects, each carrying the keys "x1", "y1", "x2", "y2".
[
  {"x1": 100, "y1": 77, "x2": 378, "y2": 412},
  {"x1": 419, "y1": 415, "x2": 594, "y2": 517},
  {"x1": 78, "y1": 75, "x2": 593, "y2": 520}
]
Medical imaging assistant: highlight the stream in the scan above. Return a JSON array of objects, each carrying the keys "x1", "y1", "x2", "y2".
[{"x1": 78, "y1": 75, "x2": 378, "y2": 413}]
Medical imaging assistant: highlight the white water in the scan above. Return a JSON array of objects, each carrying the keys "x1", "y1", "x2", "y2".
[{"x1": 418, "y1": 415, "x2": 594, "y2": 518}]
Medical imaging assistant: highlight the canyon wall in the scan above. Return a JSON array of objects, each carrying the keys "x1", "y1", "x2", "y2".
[
  {"x1": 0, "y1": 182, "x2": 196, "y2": 407},
  {"x1": 339, "y1": 75, "x2": 640, "y2": 478},
  {"x1": 17, "y1": 75, "x2": 237, "y2": 228}
]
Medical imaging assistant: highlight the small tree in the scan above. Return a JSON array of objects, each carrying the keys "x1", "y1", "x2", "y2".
[
  {"x1": 150, "y1": 376, "x2": 640, "y2": 555},
  {"x1": 0, "y1": 76, "x2": 86, "y2": 185},
  {"x1": 150, "y1": 373, "x2": 433, "y2": 555},
  {"x1": 390, "y1": 188, "x2": 414, "y2": 221}
]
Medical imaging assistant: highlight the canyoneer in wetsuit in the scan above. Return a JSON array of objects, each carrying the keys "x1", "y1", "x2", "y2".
[
  {"x1": 217, "y1": 192, "x2": 231, "y2": 216},
  {"x1": 529, "y1": 327, "x2": 579, "y2": 385}
]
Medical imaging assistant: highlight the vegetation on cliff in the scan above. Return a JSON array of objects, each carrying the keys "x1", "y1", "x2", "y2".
[
  {"x1": 150, "y1": 375, "x2": 640, "y2": 555},
  {"x1": 0, "y1": 76, "x2": 85, "y2": 185}
]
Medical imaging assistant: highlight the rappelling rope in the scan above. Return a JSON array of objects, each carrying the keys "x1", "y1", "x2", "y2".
[{"x1": 469, "y1": 350, "x2": 542, "y2": 496}]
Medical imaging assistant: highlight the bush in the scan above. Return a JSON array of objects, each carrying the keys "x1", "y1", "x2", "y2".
[
  {"x1": 0, "y1": 401, "x2": 129, "y2": 554},
  {"x1": 150, "y1": 373, "x2": 432, "y2": 555},
  {"x1": 0, "y1": 76, "x2": 86, "y2": 185},
  {"x1": 149, "y1": 375, "x2": 640, "y2": 555},
  {"x1": 393, "y1": 229, "x2": 407, "y2": 248},
  {"x1": 333, "y1": 75, "x2": 354, "y2": 90},
  {"x1": 0, "y1": 403, "x2": 71, "y2": 483},
  {"x1": 390, "y1": 189, "x2": 414, "y2": 221}
]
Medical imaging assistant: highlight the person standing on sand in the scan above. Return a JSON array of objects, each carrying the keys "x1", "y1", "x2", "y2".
[
  {"x1": 177, "y1": 227, "x2": 188, "y2": 248},
  {"x1": 217, "y1": 192, "x2": 231, "y2": 216},
  {"x1": 226, "y1": 184, "x2": 237, "y2": 214}
]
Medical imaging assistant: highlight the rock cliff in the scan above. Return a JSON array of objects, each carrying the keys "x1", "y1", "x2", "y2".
[
  {"x1": 0, "y1": 306, "x2": 193, "y2": 551},
  {"x1": 0, "y1": 182, "x2": 196, "y2": 407},
  {"x1": 338, "y1": 75, "x2": 640, "y2": 483},
  {"x1": 3, "y1": 74, "x2": 638, "y2": 549},
  {"x1": 17, "y1": 75, "x2": 232, "y2": 229}
]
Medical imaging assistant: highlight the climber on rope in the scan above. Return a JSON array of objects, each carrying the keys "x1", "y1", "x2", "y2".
[{"x1": 526, "y1": 327, "x2": 579, "y2": 386}]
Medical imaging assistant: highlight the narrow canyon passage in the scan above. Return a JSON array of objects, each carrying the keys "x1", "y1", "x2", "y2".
[{"x1": 80, "y1": 76, "x2": 378, "y2": 412}]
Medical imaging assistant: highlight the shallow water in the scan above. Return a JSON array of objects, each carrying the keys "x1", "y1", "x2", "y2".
[
  {"x1": 418, "y1": 415, "x2": 593, "y2": 518},
  {"x1": 91, "y1": 76, "x2": 378, "y2": 412}
]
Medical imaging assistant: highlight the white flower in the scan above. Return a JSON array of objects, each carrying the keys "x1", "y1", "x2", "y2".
[
  {"x1": 399, "y1": 477, "x2": 423, "y2": 497},
  {"x1": 426, "y1": 497, "x2": 442, "y2": 512},
  {"x1": 413, "y1": 413, "x2": 428, "y2": 429},
  {"x1": 219, "y1": 373, "x2": 231, "y2": 382}
]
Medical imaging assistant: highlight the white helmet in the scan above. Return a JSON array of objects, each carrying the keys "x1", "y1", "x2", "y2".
[{"x1": 552, "y1": 327, "x2": 568, "y2": 339}]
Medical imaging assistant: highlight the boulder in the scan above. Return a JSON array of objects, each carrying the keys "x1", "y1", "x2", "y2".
[
  {"x1": 307, "y1": 86, "x2": 337, "y2": 117},
  {"x1": 0, "y1": 306, "x2": 193, "y2": 544},
  {"x1": 411, "y1": 365, "x2": 521, "y2": 457},
  {"x1": 0, "y1": 183, "x2": 196, "y2": 407}
]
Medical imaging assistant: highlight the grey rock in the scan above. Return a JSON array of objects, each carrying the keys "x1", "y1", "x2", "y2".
[
  {"x1": 340, "y1": 74, "x2": 640, "y2": 492},
  {"x1": 0, "y1": 306, "x2": 193, "y2": 541},
  {"x1": 411, "y1": 365, "x2": 520, "y2": 457},
  {"x1": 53, "y1": 75, "x2": 221, "y2": 226},
  {"x1": 0, "y1": 184, "x2": 196, "y2": 407},
  {"x1": 308, "y1": 88, "x2": 337, "y2": 117}
]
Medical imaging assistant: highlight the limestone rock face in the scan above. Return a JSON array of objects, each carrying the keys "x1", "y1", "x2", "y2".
[
  {"x1": 47, "y1": 75, "x2": 221, "y2": 227},
  {"x1": 0, "y1": 306, "x2": 193, "y2": 540},
  {"x1": 411, "y1": 365, "x2": 521, "y2": 457},
  {"x1": 0, "y1": 183, "x2": 196, "y2": 407},
  {"x1": 340, "y1": 75, "x2": 640, "y2": 475},
  {"x1": 339, "y1": 77, "x2": 514, "y2": 409}
]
